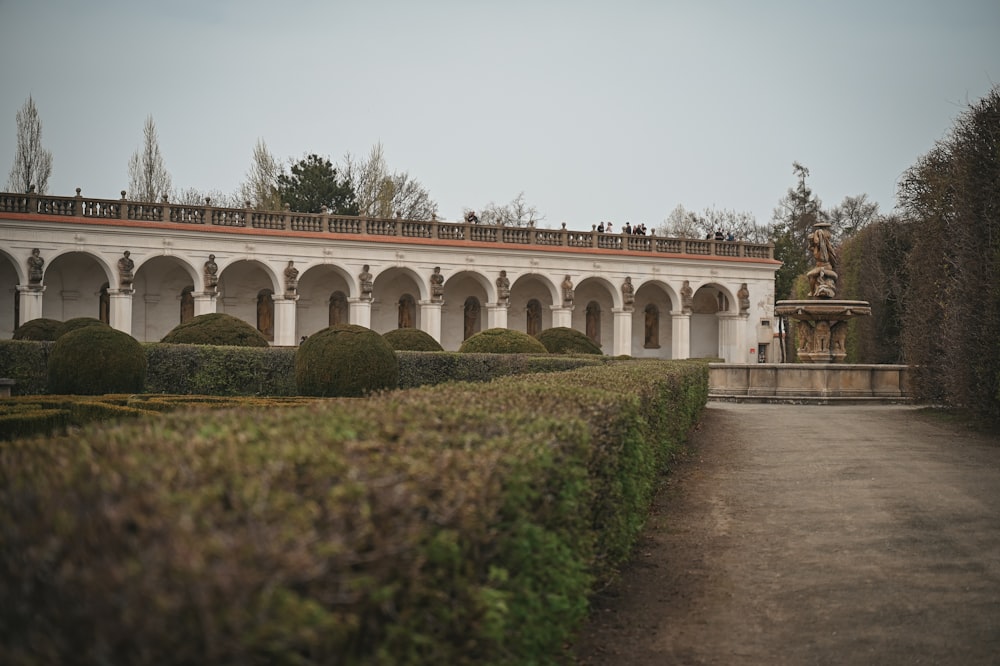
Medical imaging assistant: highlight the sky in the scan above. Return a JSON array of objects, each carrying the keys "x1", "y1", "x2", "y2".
[{"x1": 1, "y1": 0, "x2": 997, "y2": 231}]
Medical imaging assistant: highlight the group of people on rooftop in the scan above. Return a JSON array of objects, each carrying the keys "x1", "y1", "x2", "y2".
[
  {"x1": 596, "y1": 221, "x2": 648, "y2": 235},
  {"x1": 710, "y1": 229, "x2": 737, "y2": 241}
]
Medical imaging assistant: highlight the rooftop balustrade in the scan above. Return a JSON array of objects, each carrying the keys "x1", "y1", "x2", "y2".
[{"x1": 0, "y1": 189, "x2": 774, "y2": 260}]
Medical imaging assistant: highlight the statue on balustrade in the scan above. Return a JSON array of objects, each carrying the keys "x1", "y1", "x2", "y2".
[
  {"x1": 284, "y1": 260, "x2": 299, "y2": 297},
  {"x1": 118, "y1": 251, "x2": 134, "y2": 291},
  {"x1": 496, "y1": 270, "x2": 510, "y2": 304},
  {"x1": 562, "y1": 275, "x2": 575, "y2": 307},
  {"x1": 621, "y1": 276, "x2": 635, "y2": 308},
  {"x1": 204, "y1": 254, "x2": 219, "y2": 292},
  {"x1": 27, "y1": 248, "x2": 44, "y2": 287},
  {"x1": 359, "y1": 264, "x2": 373, "y2": 300}
]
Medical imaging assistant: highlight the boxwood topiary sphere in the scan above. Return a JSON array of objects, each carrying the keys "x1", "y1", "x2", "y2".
[
  {"x1": 536, "y1": 327, "x2": 604, "y2": 355},
  {"x1": 382, "y1": 327, "x2": 444, "y2": 352},
  {"x1": 48, "y1": 325, "x2": 147, "y2": 395},
  {"x1": 161, "y1": 313, "x2": 269, "y2": 347},
  {"x1": 296, "y1": 324, "x2": 399, "y2": 397},
  {"x1": 59, "y1": 317, "x2": 110, "y2": 338},
  {"x1": 12, "y1": 317, "x2": 64, "y2": 341},
  {"x1": 458, "y1": 328, "x2": 548, "y2": 354}
]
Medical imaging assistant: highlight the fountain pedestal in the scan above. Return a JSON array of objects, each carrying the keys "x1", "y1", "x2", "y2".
[{"x1": 774, "y1": 299, "x2": 871, "y2": 363}]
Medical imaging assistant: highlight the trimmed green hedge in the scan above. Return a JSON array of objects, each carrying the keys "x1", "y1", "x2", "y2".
[
  {"x1": 396, "y1": 351, "x2": 605, "y2": 388},
  {"x1": 535, "y1": 327, "x2": 603, "y2": 355},
  {"x1": 145, "y1": 343, "x2": 297, "y2": 396},
  {"x1": 459, "y1": 328, "x2": 548, "y2": 354},
  {"x1": 0, "y1": 360, "x2": 708, "y2": 665}
]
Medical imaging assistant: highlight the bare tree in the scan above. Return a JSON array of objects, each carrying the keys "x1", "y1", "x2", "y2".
[
  {"x1": 659, "y1": 204, "x2": 770, "y2": 242},
  {"x1": 175, "y1": 187, "x2": 239, "y2": 208},
  {"x1": 6, "y1": 95, "x2": 53, "y2": 194},
  {"x1": 237, "y1": 138, "x2": 283, "y2": 210},
  {"x1": 127, "y1": 115, "x2": 172, "y2": 202},
  {"x1": 827, "y1": 194, "x2": 879, "y2": 243},
  {"x1": 340, "y1": 142, "x2": 439, "y2": 220},
  {"x1": 474, "y1": 192, "x2": 544, "y2": 227}
]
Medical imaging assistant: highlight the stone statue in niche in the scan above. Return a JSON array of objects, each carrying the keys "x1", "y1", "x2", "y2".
[
  {"x1": 204, "y1": 254, "x2": 219, "y2": 292},
  {"x1": 284, "y1": 260, "x2": 299, "y2": 297},
  {"x1": 738, "y1": 283, "x2": 750, "y2": 314},
  {"x1": 118, "y1": 251, "x2": 134, "y2": 291},
  {"x1": 430, "y1": 266, "x2": 444, "y2": 302},
  {"x1": 359, "y1": 264, "x2": 373, "y2": 300},
  {"x1": 681, "y1": 280, "x2": 693, "y2": 314},
  {"x1": 27, "y1": 248, "x2": 44, "y2": 287},
  {"x1": 621, "y1": 276, "x2": 635, "y2": 307},
  {"x1": 562, "y1": 275, "x2": 574, "y2": 307},
  {"x1": 496, "y1": 270, "x2": 510, "y2": 304}
]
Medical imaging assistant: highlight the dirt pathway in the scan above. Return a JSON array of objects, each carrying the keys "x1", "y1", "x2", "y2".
[{"x1": 570, "y1": 403, "x2": 1000, "y2": 665}]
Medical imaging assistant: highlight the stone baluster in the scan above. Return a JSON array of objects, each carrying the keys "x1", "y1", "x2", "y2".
[
  {"x1": 74, "y1": 188, "x2": 83, "y2": 216},
  {"x1": 161, "y1": 194, "x2": 171, "y2": 224},
  {"x1": 120, "y1": 190, "x2": 128, "y2": 220}
]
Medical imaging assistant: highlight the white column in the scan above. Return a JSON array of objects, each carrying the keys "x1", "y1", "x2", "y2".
[
  {"x1": 487, "y1": 304, "x2": 508, "y2": 330},
  {"x1": 420, "y1": 301, "x2": 443, "y2": 344},
  {"x1": 108, "y1": 289, "x2": 133, "y2": 336},
  {"x1": 671, "y1": 311, "x2": 691, "y2": 360},
  {"x1": 17, "y1": 286, "x2": 45, "y2": 324},
  {"x1": 193, "y1": 292, "x2": 217, "y2": 316},
  {"x1": 612, "y1": 308, "x2": 632, "y2": 356},
  {"x1": 551, "y1": 306, "x2": 573, "y2": 329},
  {"x1": 738, "y1": 314, "x2": 753, "y2": 363},
  {"x1": 273, "y1": 296, "x2": 297, "y2": 346},
  {"x1": 349, "y1": 298, "x2": 372, "y2": 329},
  {"x1": 718, "y1": 313, "x2": 740, "y2": 363}
]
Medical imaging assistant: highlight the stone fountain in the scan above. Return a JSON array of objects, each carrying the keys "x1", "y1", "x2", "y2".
[
  {"x1": 709, "y1": 220, "x2": 908, "y2": 401},
  {"x1": 774, "y1": 221, "x2": 871, "y2": 363}
]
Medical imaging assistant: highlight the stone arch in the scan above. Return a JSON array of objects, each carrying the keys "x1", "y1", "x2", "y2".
[
  {"x1": 509, "y1": 273, "x2": 558, "y2": 335},
  {"x1": 442, "y1": 270, "x2": 490, "y2": 350},
  {"x1": 633, "y1": 280, "x2": 674, "y2": 358},
  {"x1": 690, "y1": 282, "x2": 735, "y2": 358},
  {"x1": 573, "y1": 277, "x2": 616, "y2": 351},
  {"x1": 297, "y1": 263, "x2": 352, "y2": 337},
  {"x1": 216, "y1": 259, "x2": 280, "y2": 336},
  {"x1": 37, "y1": 251, "x2": 114, "y2": 324},
  {"x1": 131, "y1": 254, "x2": 201, "y2": 341},
  {"x1": 371, "y1": 267, "x2": 423, "y2": 333}
]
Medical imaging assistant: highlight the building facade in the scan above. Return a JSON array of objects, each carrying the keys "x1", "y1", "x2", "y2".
[{"x1": 1, "y1": 190, "x2": 780, "y2": 362}]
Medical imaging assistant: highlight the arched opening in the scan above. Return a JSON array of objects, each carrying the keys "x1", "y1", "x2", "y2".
[
  {"x1": 526, "y1": 298, "x2": 542, "y2": 336},
  {"x1": 398, "y1": 293, "x2": 416, "y2": 329},
  {"x1": 329, "y1": 290, "x2": 348, "y2": 326},
  {"x1": 644, "y1": 303, "x2": 660, "y2": 348},
  {"x1": 180, "y1": 286, "x2": 194, "y2": 324},
  {"x1": 463, "y1": 296, "x2": 481, "y2": 340},
  {"x1": 586, "y1": 300, "x2": 601, "y2": 344},
  {"x1": 257, "y1": 289, "x2": 274, "y2": 341}
]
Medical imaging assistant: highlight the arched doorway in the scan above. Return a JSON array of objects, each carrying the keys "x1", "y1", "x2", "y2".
[
  {"x1": 464, "y1": 296, "x2": 481, "y2": 340},
  {"x1": 329, "y1": 291, "x2": 348, "y2": 326},
  {"x1": 180, "y1": 286, "x2": 194, "y2": 324},
  {"x1": 398, "y1": 293, "x2": 416, "y2": 328},
  {"x1": 526, "y1": 299, "x2": 542, "y2": 336},
  {"x1": 586, "y1": 301, "x2": 601, "y2": 344}
]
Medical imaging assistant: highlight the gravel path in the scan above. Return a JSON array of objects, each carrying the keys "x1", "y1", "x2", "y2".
[{"x1": 570, "y1": 403, "x2": 1000, "y2": 665}]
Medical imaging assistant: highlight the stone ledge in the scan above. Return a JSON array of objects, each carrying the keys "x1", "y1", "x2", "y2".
[{"x1": 709, "y1": 363, "x2": 911, "y2": 404}]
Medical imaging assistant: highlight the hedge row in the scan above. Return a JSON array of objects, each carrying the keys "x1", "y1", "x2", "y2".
[
  {"x1": 0, "y1": 340, "x2": 604, "y2": 397},
  {"x1": 0, "y1": 360, "x2": 708, "y2": 665}
]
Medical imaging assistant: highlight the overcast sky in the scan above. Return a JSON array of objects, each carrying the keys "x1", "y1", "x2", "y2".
[{"x1": 1, "y1": 0, "x2": 997, "y2": 229}]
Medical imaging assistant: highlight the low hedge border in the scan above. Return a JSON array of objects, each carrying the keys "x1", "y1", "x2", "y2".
[
  {"x1": 0, "y1": 360, "x2": 708, "y2": 665},
  {"x1": 0, "y1": 340, "x2": 608, "y2": 396}
]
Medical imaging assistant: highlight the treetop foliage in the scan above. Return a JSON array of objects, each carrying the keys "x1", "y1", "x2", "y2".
[
  {"x1": 276, "y1": 153, "x2": 358, "y2": 215},
  {"x1": 6, "y1": 95, "x2": 53, "y2": 194}
]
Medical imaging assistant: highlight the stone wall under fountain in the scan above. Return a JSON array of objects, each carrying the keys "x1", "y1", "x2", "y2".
[{"x1": 710, "y1": 221, "x2": 910, "y2": 402}]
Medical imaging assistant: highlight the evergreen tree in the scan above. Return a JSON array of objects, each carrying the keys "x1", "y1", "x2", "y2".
[{"x1": 277, "y1": 154, "x2": 357, "y2": 214}]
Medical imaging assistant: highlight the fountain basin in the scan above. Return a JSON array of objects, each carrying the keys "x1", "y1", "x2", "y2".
[{"x1": 775, "y1": 299, "x2": 872, "y2": 363}]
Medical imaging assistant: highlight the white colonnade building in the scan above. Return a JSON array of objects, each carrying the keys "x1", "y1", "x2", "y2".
[{"x1": 1, "y1": 190, "x2": 780, "y2": 362}]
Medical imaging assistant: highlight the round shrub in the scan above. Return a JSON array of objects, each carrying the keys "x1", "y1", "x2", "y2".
[
  {"x1": 382, "y1": 327, "x2": 444, "y2": 352},
  {"x1": 458, "y1": 328, "x2": 548, "y2": 354},
  {"x1": 296, "y1": 324, "x2": 399, "y2": 397},
  {"x1": 12, "y1": 317, "x2": 64, "y2": 341},
  {"x1": 161, "y1": 313, "x2": 269, "y2": 347},
  {"x1": 59, "y1": 317, "x2": 110, "y2": 337},
  {"x1": 48, "y1": 326, "x2": 147, "y2": 395},
  {"x1": 536, "y1": 327, "x2": 604, "y2": 355}
]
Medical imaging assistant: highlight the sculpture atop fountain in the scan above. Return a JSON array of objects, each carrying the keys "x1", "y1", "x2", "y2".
[{"x1": 774, "y1": 221, "x2": 871, "y2": 363}]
